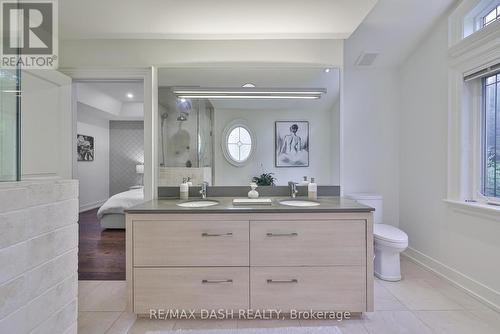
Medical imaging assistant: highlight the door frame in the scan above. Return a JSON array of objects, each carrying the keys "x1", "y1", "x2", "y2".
[{"x1": 61, "y1": 67, "x2": 157, "y2": 201}]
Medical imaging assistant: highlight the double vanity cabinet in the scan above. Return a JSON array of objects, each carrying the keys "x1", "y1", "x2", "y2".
[{"x1": 125, "y1": 197, "x2": 374, "y2": 315}]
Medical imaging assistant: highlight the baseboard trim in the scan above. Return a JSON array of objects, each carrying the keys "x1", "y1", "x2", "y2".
[
  {"x1": 403, "y1": 247, "x2": 500, "y2": 312},
  {"x1": 79, "y1": 200, "x2": 106, "y2": 213}
]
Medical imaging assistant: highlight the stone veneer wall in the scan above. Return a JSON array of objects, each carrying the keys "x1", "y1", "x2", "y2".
[{"x1": 0, "y1": 180, "x2": 79, "y2": 334}]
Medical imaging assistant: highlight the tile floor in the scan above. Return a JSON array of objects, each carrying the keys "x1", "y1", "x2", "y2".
[{"x1": 77, "y1": 257, "x2": 500, "y2": 334}]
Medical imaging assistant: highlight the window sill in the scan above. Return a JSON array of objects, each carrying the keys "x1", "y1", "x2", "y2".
[{"x1": 443, "y1": 199, "x2": 500, "y2": 221}]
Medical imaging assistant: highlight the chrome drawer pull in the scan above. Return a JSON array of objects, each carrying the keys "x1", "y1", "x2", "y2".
[
  {"x1": 266, "y1": 232, "x2": 298, "y2": 237},
  {"x1": 266, "y1": 279, "x2": 298, "y2": 284},
  {"x1": 201, "y1": 232, "x2": 233, "y2": 237},
  {"x1": 202, "y1": 279, "x2": 233, "y2": 284}
]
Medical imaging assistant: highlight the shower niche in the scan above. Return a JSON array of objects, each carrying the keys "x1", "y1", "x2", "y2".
[{"x1": 158, "y1": 87, "x2": 214, "y2": 186}]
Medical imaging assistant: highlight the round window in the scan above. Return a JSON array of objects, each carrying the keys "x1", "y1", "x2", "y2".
[{"x1": 222, "y1": 121, "x2": 255, "y2": 166}]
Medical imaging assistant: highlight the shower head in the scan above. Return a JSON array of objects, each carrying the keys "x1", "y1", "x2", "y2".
[
  {"x1": 175, "y1": 97, "x2": 191, "y2": 122},
  {"x1": 176, "y1": 98, "x2": 192, "y2": 113}
]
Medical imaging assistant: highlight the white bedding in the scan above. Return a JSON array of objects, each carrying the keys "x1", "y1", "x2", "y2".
[{"x1": 97, "y1": 188, "x2": 144, "y2": 220}]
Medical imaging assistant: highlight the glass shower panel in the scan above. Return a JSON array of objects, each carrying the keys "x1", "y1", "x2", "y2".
[
  {"x1": 158, "y1": 94, "x2": 214, "y2": 186},
  {"x1": 0, "y1": 69, "x2": 20, "y2": 181},
  {"x1": 197, "y1": 100, "x2": 213, "y2": 168}
]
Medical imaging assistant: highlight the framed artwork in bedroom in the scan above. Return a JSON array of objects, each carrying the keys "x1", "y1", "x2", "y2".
[{"x1": 77, "y1": 134, "x2": 95, "y2": 161}]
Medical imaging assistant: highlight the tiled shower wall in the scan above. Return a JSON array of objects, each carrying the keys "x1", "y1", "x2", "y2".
[
  {"x1": 109, "y1": 121, "x2": 144, "y2": 196},
  {"x1": 0, "y1": 180, "x2": 79, "y2": 334}
]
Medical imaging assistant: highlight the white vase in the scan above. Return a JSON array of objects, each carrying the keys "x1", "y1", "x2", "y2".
[{"x1": 248, "y1": 183, "x2": 259, "y2": 199}]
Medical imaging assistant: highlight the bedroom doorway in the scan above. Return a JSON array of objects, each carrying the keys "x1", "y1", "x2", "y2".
[{"x1": 74, "y1": 79, "x2": 145, "y2": 280}]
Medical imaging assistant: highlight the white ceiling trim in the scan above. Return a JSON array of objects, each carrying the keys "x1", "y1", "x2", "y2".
[{"x1": 62, "y1": 32, "x2": 354, "y2": 41}]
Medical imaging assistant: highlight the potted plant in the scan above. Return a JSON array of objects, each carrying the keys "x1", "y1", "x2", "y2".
[{"x1": 252, "y1": 172, "x2": 277, "y2": 186}]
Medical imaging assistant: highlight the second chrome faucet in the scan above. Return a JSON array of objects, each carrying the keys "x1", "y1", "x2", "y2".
[
  {"x1": 200, "y1": 181, "x2": 209, "y2": 199},
  {"x1": 288, "y1": 181, "x2": 299, "y2": 198}
]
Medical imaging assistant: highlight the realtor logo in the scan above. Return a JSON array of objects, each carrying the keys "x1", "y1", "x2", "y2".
[{"x1": 1, "y1": 0, "x2": 58, "y2": 68}]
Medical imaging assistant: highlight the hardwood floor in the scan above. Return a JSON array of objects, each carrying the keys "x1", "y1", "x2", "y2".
[{"x1": 78, "y1": 208, "x2": 126, "y2": 280}]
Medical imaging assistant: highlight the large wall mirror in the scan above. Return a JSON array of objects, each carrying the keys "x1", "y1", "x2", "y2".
[{"x1": 157, "y1": 66, "x2": 340, "y2": 187}]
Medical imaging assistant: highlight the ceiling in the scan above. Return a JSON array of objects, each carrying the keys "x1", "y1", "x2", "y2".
[
  {"x1": 158, "y1": 67, "x2": 340, "y2": 111},
  {"x1": 76, "y1": 81, "x2": 144, "y2": 121},
  {"x1": 60, "y1": 0, "x2": 377, "y2": 40},
  {"x1": 60, "y1": 0, "x2": 458, "y2": 69},
  {"x1": 84, "y1": 81, "x2": 144, "y2": 103},
  {"x1": 345, "y1": 0, "x2": 457, "y2": 67}
]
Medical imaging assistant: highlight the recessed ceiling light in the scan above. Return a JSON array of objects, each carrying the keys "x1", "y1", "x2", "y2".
[
  {"x1": 242, "y1": 83, "x2": 256, "y2": 88},
  {"x1": 324, "y1": 68, "x2": 331, "y2": 73},
  {"x1": 127, "y1": 93, "x2": 134, "y2": 99}
]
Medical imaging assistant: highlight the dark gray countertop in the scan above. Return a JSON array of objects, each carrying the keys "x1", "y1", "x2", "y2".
[{"x1": 126, "y1": 196, "x2": 374, "y2": 214}]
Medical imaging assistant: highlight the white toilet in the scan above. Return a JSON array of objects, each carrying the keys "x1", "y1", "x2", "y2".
[{"x1": 346, "y1": 194, "x2": 408, "y2": 281}]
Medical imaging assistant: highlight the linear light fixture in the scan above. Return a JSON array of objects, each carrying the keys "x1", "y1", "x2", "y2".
[
  {"x1": 173, "y1": 87, "x2": 326, "y2": 100},
  {"x1": 178, "y1": 95, "x2": 320, "y2": 99}
]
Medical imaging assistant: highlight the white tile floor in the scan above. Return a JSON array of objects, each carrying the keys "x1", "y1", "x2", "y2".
[{"x1": 77, "y1": 257, "x2": 500, "y2": 334}]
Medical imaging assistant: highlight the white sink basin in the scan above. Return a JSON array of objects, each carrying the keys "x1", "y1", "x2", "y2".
[
  {"x1": 279, "y1": 200, "x2": 320, "y2": 207},
  {"x1": 177, "y1": 200, "x2": 219, "y2": 208}
]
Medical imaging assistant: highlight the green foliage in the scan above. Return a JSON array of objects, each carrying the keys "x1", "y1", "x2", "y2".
[
  {"x1": 252, "y1": 172, "x2": 277, "y2": 186},
  {"x1": 487, "y1": 146, "x2": 496, "y2": 168}
]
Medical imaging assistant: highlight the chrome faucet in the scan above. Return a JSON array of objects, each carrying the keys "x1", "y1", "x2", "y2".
[
  {"x1": 200, "y1": 181, "x2": 209, "y2": 199},
  {"x1": 288, "y1": 181, "x2": 299, "y2": 198}
]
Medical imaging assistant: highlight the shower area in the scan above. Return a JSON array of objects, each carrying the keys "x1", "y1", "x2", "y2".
[
  {"x1": 158, "y1": 88, "x2": 214, "y2": 186},
  {"x1": 0, "y1": 69, "x2": 21, "y2": 182}
]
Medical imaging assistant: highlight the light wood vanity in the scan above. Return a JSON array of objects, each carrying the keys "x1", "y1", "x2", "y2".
[{"x1": 126, "y1": 199, "x2": 374, "y2": 315}]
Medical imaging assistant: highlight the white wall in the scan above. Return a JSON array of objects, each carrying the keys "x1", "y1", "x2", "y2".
[
  {"x1": 76, "y1": 83, "x2": 122, "y2": 117},
  {"x1": 0, "y1": 180, "x2": 78, "y2": 334},
  {"x1": 213, "y1": 106, "x2": 339, "y2": 186},
  {"x1": 21, "y1": 71, "x2": 73, "y2": 180},
  {"x1": 342, "y1": 57, "x2": 400, "y2": 225},
  {"x1": 399, "y1": 18, "x2": 500, "y2": 309},
  {"x1": 121, "y1": 102, "x2": 144, "y2": 119},
  {"x1": 77, "y1": 104, "x2": 110, "y2": 212},
  {"x1": 60, "y1": 39, "x2": 343, "y2": 69}
]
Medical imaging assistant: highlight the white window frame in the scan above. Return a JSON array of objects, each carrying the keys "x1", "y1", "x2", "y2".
[
  {"x1": 480, "y1": 4, "x2": 500, "y2": 27},
  {"x1": 447, "y1": 0, "x2": 500, "y2": 211},
  {"x1": 450, "y1": 0, "x2": 500, "y2": 45},
  {"x1": 221, "y1": 120, "x2": 256, "y2": 167},
  {"x1": 480, "y1": 73, "x2": 500, "y2": 198}
]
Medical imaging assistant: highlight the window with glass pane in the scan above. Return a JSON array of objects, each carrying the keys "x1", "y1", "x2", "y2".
[
  {"x1": 483, "y1": 74, "x2": 500, "y2": 197},
  {"x1": 483, "y1": 5, "x2": 500, "y2": 27},
  {"x1": 227, "y1": 126, "x2": 252, "y2": 162}
]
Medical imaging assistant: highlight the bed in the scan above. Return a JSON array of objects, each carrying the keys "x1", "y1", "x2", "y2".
[{"x1": 97, "y1": 188, "x2": 145, "y2": 229}]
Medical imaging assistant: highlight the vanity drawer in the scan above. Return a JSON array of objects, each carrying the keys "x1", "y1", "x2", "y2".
[
  {"x1": 250, "y1": 220, "x2": 366, "y2": 266},
  {"x1": 250, "y1": 266, "x2": 366, "y2": 312},
  {"x1": 133, "y1": 220, "x2": 249, "y2": 266},
  {"x1": 134, "y1": 267, "x2": 249, "y2": 314}
]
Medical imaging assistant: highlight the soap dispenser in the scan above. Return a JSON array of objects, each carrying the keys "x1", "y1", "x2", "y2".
[
  {"x1": 180, "y1": 178, "x2": 189, "y2": 200},
  {"x1": 308, "y1": 177, "x2": 317, "y2": 200},
  {"x1": 300, "y1": 176, "x2": 310, "y2": 186}
]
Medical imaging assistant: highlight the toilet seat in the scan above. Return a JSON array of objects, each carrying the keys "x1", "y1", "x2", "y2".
[{"x1": 374, "y1": 224, "x2": 408, "y2": 245}]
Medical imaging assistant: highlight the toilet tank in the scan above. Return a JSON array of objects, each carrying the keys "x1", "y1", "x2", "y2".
[{"x1": 345, "y1": 193, "x2": 383, "y2": 224}]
